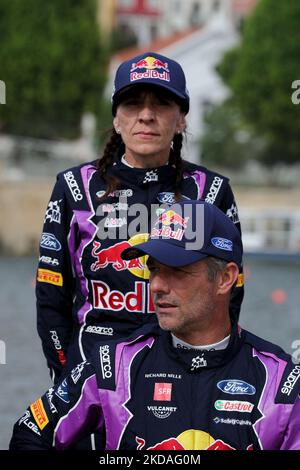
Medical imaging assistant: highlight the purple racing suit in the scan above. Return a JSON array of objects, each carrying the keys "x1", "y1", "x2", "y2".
[
  {"x1": 10, "y1": 324, "x2": 300, "y2": 450},
  {"x1": 36, "y1": 158, "x2": 243, "y2": 383}
]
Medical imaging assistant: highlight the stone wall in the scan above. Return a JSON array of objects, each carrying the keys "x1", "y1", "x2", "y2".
[
  {"x1": 1, "y1": 179, "x2": 300, "y2": 255},
  {"x1": 0, "y1": 180, "x2": 52, "y2": 255}
]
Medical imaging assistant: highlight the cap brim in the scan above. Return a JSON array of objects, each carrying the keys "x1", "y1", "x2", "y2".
[
  {"x1": 112, "y1": 82, "x2": 189, "y2": 115},
  {"x1": 121, "y1": 239, "x2": 207, "y2": 267}
]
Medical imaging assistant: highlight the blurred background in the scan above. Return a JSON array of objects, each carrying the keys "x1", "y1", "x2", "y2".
[{"x1": 0, "y1": 0, "x2": 300, "y2": 450}]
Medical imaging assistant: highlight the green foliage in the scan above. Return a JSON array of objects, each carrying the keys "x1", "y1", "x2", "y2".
[
  {"x1": 218, "y1": 0, "x2": 300, "y2": 164},
  {"x1": 0, "y1": 0, "x2": 108, "y2": 139},
  {"x1": 200, "y1": 100, "x2": 265, "y2": 168}
]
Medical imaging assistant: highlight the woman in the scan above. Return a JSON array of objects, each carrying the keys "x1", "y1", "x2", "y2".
[{"x1": 36, "y1": 52, "x2": 243, "y2": 386}]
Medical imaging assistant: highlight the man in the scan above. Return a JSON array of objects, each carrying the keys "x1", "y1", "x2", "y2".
[{"x1": 10, "y1": 201, "x2": 300, "y2": 450}]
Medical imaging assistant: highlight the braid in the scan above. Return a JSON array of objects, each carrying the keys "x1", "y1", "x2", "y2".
[
  {"x1": 171, "y1": 133, "x2": 185, "y2": 201},
  {"x1": 97, "y1": 129, "x2": 122, "y2": 200}
]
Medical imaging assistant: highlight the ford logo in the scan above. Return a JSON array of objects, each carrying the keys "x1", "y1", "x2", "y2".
[
  {"x1": 217, "y1": 380, "x2": 256, "y2": 395},
  {"x1": 211, "y1": 237, "x2": 233, "y2": 252},
  {"x1": 40, "y1": 233, "x2": 62, "y2": 251},
  {"x1": 157, "y1": 192, "x2": 176, "y2": 204}
]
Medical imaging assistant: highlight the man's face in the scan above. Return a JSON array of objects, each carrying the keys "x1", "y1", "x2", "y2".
[{"x1": 148, "y1": 258, "x2": 219, "y2": 338}]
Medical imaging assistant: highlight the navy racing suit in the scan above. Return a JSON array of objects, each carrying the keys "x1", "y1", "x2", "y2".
[
  {"x1": 36, "y1": 158, "x2": 243, "y2": 382},
  {"x1": 10, "y1": 324, "x2": 300, "y2": 450}
]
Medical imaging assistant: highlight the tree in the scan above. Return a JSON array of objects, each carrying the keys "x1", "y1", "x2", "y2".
[
  {"x1": 0, "y1": 0, "x2": 108, "y2": 139},
  {"x1": 218, "y1": 0, "x2": 300, "y2": 164},
  {"x1": 200, "y1": 99, "x2": 265, "y2": 169}
]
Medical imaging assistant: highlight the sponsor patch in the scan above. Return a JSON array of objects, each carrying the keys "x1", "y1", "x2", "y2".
[
  {"x1": 44, "y1": 200, "x2": 62, "y2": 224},
  {"x1": 102, "y1": 202, "x2": 128, "y2": 212},
  {"x1": 64, "y1": 171, "x2": 83, "y2": 201},
  {"x1": 30, "y1": 398, "x2": 49, "y2": 430},
  {"x1": 190, "y1": 356, "x2": 207, "y2": 371},
  {"x1": 226, "y1": 202, "x2": 240, "y2": 224},
  {"x1": 157, "y1": 192, "x2": 176, "y2": 204},
  {"x1": 213, "y1": 417, "x2": 252, "y2": 426},
  {"x1": 211, "y1": 237, "x2": 233, "y2": 252},
  {"x1": 55, "y1": 378, "x2": 70, "y2": 403},
  {"x1": 85, "y1": 325, "x2": 114, "y2": 336},
  {"x1": 39, "y1": 255, "x2": 59, "y2": 267},
  {"x1": 71, "y1": 361, "x2": 87, "y2": 384},
  {"x1": 40, "y1": 233, "x2": 61, "y2": 251},
  {"x1": 92, "y1": 280, "x2": 154, "y2": 313},
  {"x1": 153, "y1": 383, "x2": 172, "y2": 402},
  {"x1": 205, "y1": 176, "x2": 223, "y2": 204},
  {"x1": 99, "y1": 345, "x2": 112, "y2": 380},
  {"x1": 104, "y1": 216, "x2": 127, "y2": 228},
  {"x1": 18, "y1": 410, "x2": 41, "y2": 436},
  {"x1": 147, "y1": 405, "x2": 177, "y2": 419},
  {"x1": 37, "y1": 269, "x2": 63, "y2": 286},
  {"x1": 281, "y1": 365, "x2": 300, "y2": 396},
  {"x1": 214, "y1": 400, "x2": 254, "y2": 413},
  {"x1": 217, "y1": 380, "x2": 256, "y2": 395},
  {"x1": 96, "y1": 189, "x2": 133, "y2": 198},
  {"x1": 143, "y1": 170, "x2": 158, "y2": 183}
]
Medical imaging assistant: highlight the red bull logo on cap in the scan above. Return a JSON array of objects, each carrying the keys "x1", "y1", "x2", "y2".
[
  {"x1": 130, "y1": 56, "x2": 170, "y2": 83},
  {"x1": 151, "y1": 210, "x2": 189, "y2": 241}
]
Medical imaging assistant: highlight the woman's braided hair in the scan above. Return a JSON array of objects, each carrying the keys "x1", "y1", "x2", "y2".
[{"x1": 97, "y1": 129, "x2": 186, "y2": 202}]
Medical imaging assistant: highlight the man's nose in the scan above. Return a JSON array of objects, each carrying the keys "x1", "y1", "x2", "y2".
[{"x1": 150, "y1": 271, "x2": 170, "y2": 295}]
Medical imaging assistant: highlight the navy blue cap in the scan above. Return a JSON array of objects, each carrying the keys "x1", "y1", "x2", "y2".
[
  {"x1": 112, "y1": 51, "x2": 190, "y2": 115},
  {"x1": 122, "y1": 200, "x2": 243, "y2": 268}
]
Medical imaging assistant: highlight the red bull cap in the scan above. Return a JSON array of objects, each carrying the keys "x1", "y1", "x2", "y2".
[
  {"x1": 121, "y1": 200, "x2": 243, "y2": 268},
  {"x1": 112, "y1": 52, "x2": 189, "y2": 115}
]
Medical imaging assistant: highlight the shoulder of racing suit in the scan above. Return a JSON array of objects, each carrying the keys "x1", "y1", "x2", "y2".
[
  {"x1": 91, "y1": 324, "x2": 160, "y2": 392},
  {"x1": 55, "y1": 160, "x2": 98, "y2": 211},
  {"x1": 182, "y1": 160, "x2": 231, "y2": 205},
  {"x1": 243, "y1": 329, "x2": 300, "y2": 404}
]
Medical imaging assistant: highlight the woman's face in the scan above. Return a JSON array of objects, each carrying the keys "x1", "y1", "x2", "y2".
[{"x1": 113, "y1": 86, "x2": 186, "y2": 168}]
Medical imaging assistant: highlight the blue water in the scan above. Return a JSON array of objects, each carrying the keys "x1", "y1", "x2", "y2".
[{"x1": 0, "y1": 256, "x2": 299, "y2": 449}]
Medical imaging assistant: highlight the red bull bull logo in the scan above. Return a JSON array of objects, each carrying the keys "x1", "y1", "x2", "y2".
[
  {"x1": 155, "y1": 210, "x2": 189, "y2": 228},
  {"x1": 91, "y1": 241, "x2": 143, "y2": 272},
  {"x1": 130, "y1": 56, "x2": 170, "y2": 83},
  {"x1": 136, "y1": 430, "x2": 238, "y2": 450},
  {"x1": 151, "y1": 210, "x2": 189, "y2": 241}
]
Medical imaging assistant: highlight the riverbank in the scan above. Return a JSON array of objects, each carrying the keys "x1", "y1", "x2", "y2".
[{"x1": 1, "y1": 179, "x2": 300, "y2": 255}]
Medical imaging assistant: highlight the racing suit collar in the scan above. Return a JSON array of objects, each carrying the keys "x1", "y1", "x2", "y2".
[
  {"x1": 161, "y1": 323, "x2": 244, "y2": 372},
  {"x1": 108, "y1": 156, "x2": 177, "y2": 187}
]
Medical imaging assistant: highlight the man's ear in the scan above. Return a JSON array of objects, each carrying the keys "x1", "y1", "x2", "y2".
[{"x1": 217, "y1": 262, "x2": 239, "y2": 295}]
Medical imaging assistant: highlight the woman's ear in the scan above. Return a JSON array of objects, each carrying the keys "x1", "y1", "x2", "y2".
[
  {"x1": 113, "y1": 117, "x2": 119, "y2": 132},
  {"x1": 217, "y1": 262, "x2": 239, "y2": 295},
  {"x1": 177, "y1": 114, "x2": 186, "y2": 133}
]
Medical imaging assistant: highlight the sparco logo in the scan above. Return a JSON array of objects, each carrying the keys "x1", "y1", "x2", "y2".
[
  {"x1": 281, "y1": 365, "x2": 300, "y2": 395},
  {"x1": 99, "y1": 345, "x2": 112, "y2": 379},
  {"x1": 64, "y1": 171, "x2": 83, "y2": 201},
  {"x1": 86, "y1": 325, "x2": 113, "y2": 336},
  {"x1": 205, "y1": 176, "x2": 223, "y2": 204}
]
